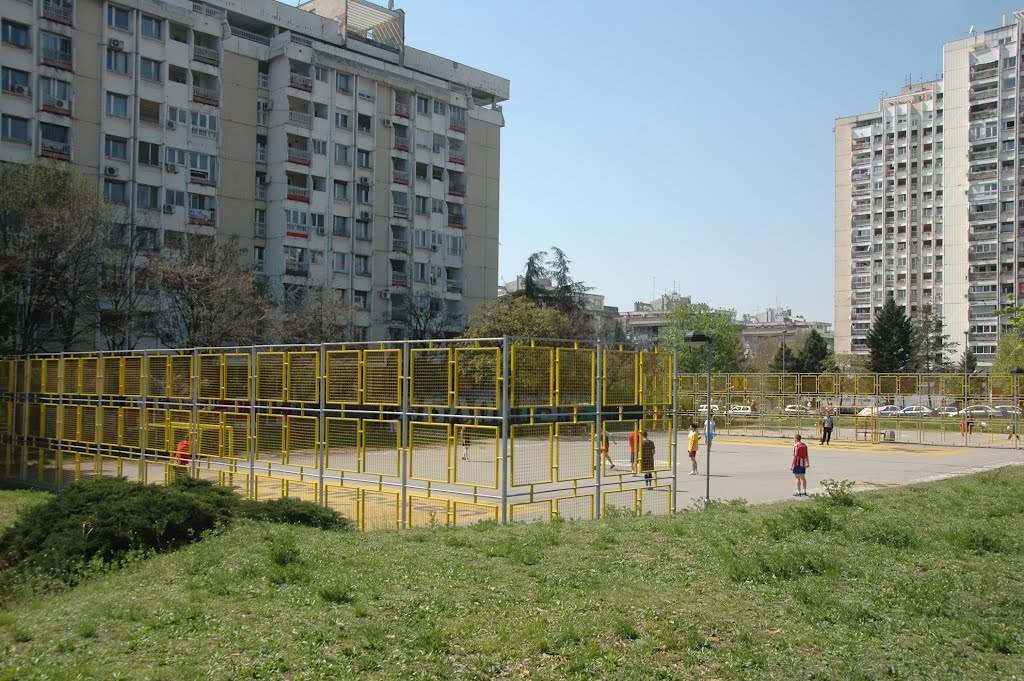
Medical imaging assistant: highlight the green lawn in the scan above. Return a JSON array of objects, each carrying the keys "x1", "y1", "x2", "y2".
[{"x1": 1, "y1": 470, "x2": 1023, "y2": 680}]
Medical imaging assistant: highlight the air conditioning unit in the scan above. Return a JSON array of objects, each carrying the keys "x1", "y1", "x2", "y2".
[
  {"x1": 12, "y1": 84, "x2": 28, "y2": 96},
  {"x1": 53, "y1": 98, "x2": 66, "y2": 109},
  {"x1": 166, "y1": 120, "x2": 176, "y2": 130},
  {"x1": 108, "y1": 38, "x2": 125, "y2": 50},
  {"x1": 359, "y1": 211, "x2": 371, "y2": 220},
  {"x1": 430, "y1": 276, "x2": 437, "y2": 284},
  {"x1": 104, "y1": 166, "x2": 119, "y2": 177},
  {"x1": 162, "y1": 204, "x2": 175, "y2": 214},
  {"x1": 382, "y1": 117, "x2": 393, "y2": 127},
  {"x1": 380, "y1": 289, "x2": 390, "y2": 299},
  {"x1": 165, "y1": 163, "x2": 178, "y2": 173},
  {"x1": 430, "y1": 244, "x2": 438, "y2": 252},
  {"x1": 358, "y1": 176, "x2": 370, "y2": 184}
]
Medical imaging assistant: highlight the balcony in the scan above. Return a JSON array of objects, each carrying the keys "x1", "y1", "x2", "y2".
[
  {"x1": 42, "y1": 94, "x2": 70, "y2": 114},
  {"x1": 394, "y1": 100, "x2": 410, "y2": 118},
  {"x1": 286, "y1": 186, "x2": 311, "y2": 202},
  {"x1": 193, "y1": 2, "x2": 225, "y2": 19},
  {"x1": 448, "y1": 214, "x2": 465, "y2": 228},
  {"x1": 448, "y1": 151, "x2": 466, "y2": 165},
  {"x1": 392, "y1": 204, "x2": 409, "y2": 219},
  {"x1": 42, "y1": 1, "x2": 72, "y2": 24},
  {"x1": 193, "y1": 44, "x2": 220, "y2": 66},
  {"x1": 287, "y1": 147, "x2": 311, "y2": 165},
  {"x1": 971, "y1": 66, "x2": 999, "y2": 81},
  {"x1": 448, "y1": 183, "x2": 466, "y2": 197},
  {"x1": 969, "y1": 210, "x2": 997, "y2": 222},
  {"x1": 968, "y1": 169, "x2": 997, "y2": 181},
  {"x1": 446, "y1": 281, "x2": 464, "y2": 294},
  {"x1": 969, "y1": 87, "x2": 998, "y2": 103},
  {"x1": 188, "y1": 208, "x2": 215, "y2": 226},
  {"x1": 231, "y1": 27, "x2": 271, "y2": 45},
  {"x1": 449, "y1": 117, "x2": 466, "y2": 133},
  {"x1": 42, "y1": 47, "x2": 72, "y2": 69},
  {"x1": 391, "y1": 272, "x2": 408, "y2": 288},
  {"x1": 392, "y1": 238, "x2": 408, "y2": 253},
  {"x1": 285, "y1": 261, "x2": 309, "y2": 277},
  {"x1": 393, "y1": 134, "x2": 410, "y2": 151},
  {"x1": 192, "y1": 85, "x2": 219, "y2": 106},
  {"x1": 40, "y1": 138, "x2": 70, "y2": 159},
  {"x1": 255, "y1": 185, "x2": 266, "y2": 200},
  {"x1": 286, "y1": 222, "x2": 309, "y2": 235},
  {"x1": 191, "y1": 125, "x2": 217, "y2": 141},
  {"x1": 392, "y1": 170, "x2": 409, "y2": 185},
  {"x1": 970, "y1": 149, "x2": 997, "y2": 161},
  {"x1": 289, "y1": 73, "x2": 312, "y2": 91}
]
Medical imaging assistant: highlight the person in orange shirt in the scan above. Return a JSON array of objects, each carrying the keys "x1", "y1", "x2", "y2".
[{"x1": 175, "y1": 438, "x2": 191, "y2": 466}]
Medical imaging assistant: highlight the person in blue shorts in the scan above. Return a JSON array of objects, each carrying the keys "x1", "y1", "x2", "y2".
[{"x1": 791, "y1": 433, "x2": 809, "y2": 496}]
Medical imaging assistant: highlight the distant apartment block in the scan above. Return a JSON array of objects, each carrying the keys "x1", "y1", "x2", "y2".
[
  {"x1": 0, "y1": 0, "x2": 509, "y2": 343},
  {"x1": 836, "y1": 11, "x2": 1024, "y2": 364}
]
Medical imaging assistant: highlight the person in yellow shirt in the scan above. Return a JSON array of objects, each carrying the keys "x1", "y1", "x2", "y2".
[{"x1": 687, "y1": 423, "x2": 700, "y2": 475}]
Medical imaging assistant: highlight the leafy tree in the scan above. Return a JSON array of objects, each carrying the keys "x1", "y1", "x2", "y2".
[
  {"x1": 822, "y1": 353, "x2": 868, "y2": 374},
  {"x1": 513, "y1": 247, "x2": 594, "y2": 339},
  {"x1": 769, "y1": 339, "x2": 802, "y2": 373},
  {"x1": 100, "y1": 221, "x2": 154, "y2": 351},
  {"x1": 797, "y1": 329, "x2": 831, "y2": 374},
  {"x1": 992, "y1": 335, "x2": 1024, "y2": 374},
  {"x1": 394, "y1": 291, "x2": 462, "y2": 340},
  {"x1": 464, "y1": 296, "x2": 565, "y2": 338},
  {"x1": 273, "y1": 280, "x2": 357, "y2": 344},
  {"x1": 911, "y1": 306, "x2": 957, "y2": 372},
  {"x1": 659, "y1": 301, "x2": 744, "y2": 373},
  {"x1": 149, "y1": 235, "x2": 268, "y2": 348},
  {"x1": 866, "y1": 299, "x2": 915, "y2": 373}
]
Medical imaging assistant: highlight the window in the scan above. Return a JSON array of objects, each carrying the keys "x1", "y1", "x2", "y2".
[
  {"x1": 39, "y1": 76, "x2": 69, "y2": 101},
  {"x1": 312, "y1": 139, "x2": 327, "y2": 155},
  {"x1": 105, "y1": 135, "x2": 128, "y2": 160},
  {"x1": 285, "y1": 209, "x2": 308, "y2": 230},
  {"x1": 188, "y1": 152, "x2": 217, "y2": 181},
  {"x1": 41, "y1": 31, "x2": 71, "y2": 65},
  {"x1": 39, "y1": 122, "x2": 69, "y2": 155},
  {"x1": 415, "y1": 196, "x2": 428, "y2": 214},
  {"x1": 416, "y1": 96, "x2": 428, "y2": 114},
  {"x1": 431, "y1": 198, "x2": 444, "y2": 214},
  {"x1": 140, "y1": 57, "x2": 162, "y2": 82},
  {"x1": 141, "y1": 15, "x2": 162, "y2": 39},
  {"x1": 333, "y1": 181, "x2": 348, "y2": 201},
  {"x1": 1, "y1": 67, "x2": 30, "y2": 94},
  {"x1": 1, "y1": 20, "x2": 30, "y2": 49},
  {"x1": 190, "y1": 111, "x2": 217, "y2": 137},
  {"x1": 165, "y1": 147, "x2": 186, "y2": 166},
  {"x1": 354, "y1": 255, "x2": 370, "y2": 275},
  {"x1": 107, "y1": 49, "x2": 130, "y2": 74},
  {"x1": 314, "y1": 66, "x2": 327, "y2": 82},
  {"x1": 137, "y1": 184, "x2": 160, "y2": 209},
  {"x1": 138, "y1": 141, "x2": 160, "y2": 166},
  {"x1": 165, "y1": 189, "x2": 185, "y2": 207},
  {"x1": 107, "y1": 5, "x2": 130, "y2": 31},
  {"x1": 332, "y1": 253, "x2": 347, "y2": 272},
  {"x1": 106, "y1": 92, "x2": 130, "y2": 117},
  {"x1": 167, "y1": 106, "x2": 188, "y2": 125},
  {"x1": 104, "y1": 180, "x2": 128, "y2": 204},
  {"x1": 355, "y1": 221, "x2": 371, "y2": 240},
  {"x1": 332, "y1": 215, "x2": 349, "y2": 236},
  {"x1": 311, "y1": 213, "x2": 325, "y2": 230},
  {"x1": 433, "y1": 100, "x2": 446, "y2": 115},
  {"x1": 334, "y1": 144, "x2": 349, "y2": 164},
  {"x1": 356, "y1": 185, "x2": 370, "y2": 203},
  {"x1": 357, "y1": 150, "x2": 372, "y2": 168},
  {"x1": 335, "y1": 72, "x2": 350, "y2": 92},
  {"x1": 414, "y1": 229, "x2": 428, "y2": 248},
  {"x1": 334, "y1": 111, "x2": 350, "y2": 129}
]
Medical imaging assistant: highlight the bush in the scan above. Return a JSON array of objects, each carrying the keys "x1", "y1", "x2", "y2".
[
  {"x1": 0, "y1": 477, "x2": 239, "y2": 581},
  {"x1": 236, "y1": 497, "x2": 351, "y2": 530},
  {"x1": 818, "y1": 479, "x2": 857, "y2": 507}
]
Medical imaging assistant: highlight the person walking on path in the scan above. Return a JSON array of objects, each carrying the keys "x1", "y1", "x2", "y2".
[
  {"x1": 791, "y1": 433, "x2": 809, "y2": 496},
  {"x1": 602, "y1": 431, "x2": 616, "y2": 470},
  {"x1": 628, "y1": 429, "x2": 638, "y2": 473},
  {"x1": 686, "y1": 423, "x2": 700, "y2": 475},
  {"x1": 820, "y1": 413, "x2": 834, "y2": 445},
  {"x1": 640, "y1": 431, "x2": 655, "y2": 487}
]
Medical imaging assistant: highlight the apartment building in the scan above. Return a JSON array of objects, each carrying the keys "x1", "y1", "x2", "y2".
[
  {"x1": 0, "y1": 0, "x2": 509, "y2": 343},
  {"x1": 835, "y1": 11, "x2": 1024, "y2": 365}
]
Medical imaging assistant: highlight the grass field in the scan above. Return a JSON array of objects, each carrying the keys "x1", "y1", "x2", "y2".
[{"x1": 0, "y1": 470, "x2": 1022, "y2": 680}]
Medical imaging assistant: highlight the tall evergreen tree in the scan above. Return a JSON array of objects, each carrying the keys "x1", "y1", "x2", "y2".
[
  {"x1": 797, "y1": 329, "x2": 831, "y2": 374},
  {"x1": 957, "y1": 348, "x2": 978, "y2": 375},
  {"x1": 866, "y1": 299, "x2": 915, "y2": 373},
  {"x1": 769, "y1": 342, "x2": 801, "y2": 373},
  {"x1": 911, "y1": 306, "x2": 956, "y2": 372}
]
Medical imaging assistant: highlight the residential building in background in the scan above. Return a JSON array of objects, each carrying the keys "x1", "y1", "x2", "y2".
[
  {"x1": 738, "y1": 307, "x2": 833, "y2": 360},
  {"x1": 0, "y1": 0, "x2": 509, "y2": 343},
  {"x1": 498, "y1": 276, "x2": 622, "y2": 340},
  {"x1": 836, "y1": 11, "x2": 1024, "y2": 365},
  {"x1": 619, "y1": 293, "x2": 691, "y2": 346}
]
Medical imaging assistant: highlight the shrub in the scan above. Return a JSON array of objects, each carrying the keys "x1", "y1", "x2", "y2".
[
  {"x1": 236, "y1": 497, "x2": 351, "y2": 530},
  {"x1": 818, "y1": 479, "x2": 857, "y2": 507}
]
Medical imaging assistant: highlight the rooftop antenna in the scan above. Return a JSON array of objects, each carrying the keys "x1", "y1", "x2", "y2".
[{"x1": 968, "y1": 25, "x2": 976, "y2": 35}]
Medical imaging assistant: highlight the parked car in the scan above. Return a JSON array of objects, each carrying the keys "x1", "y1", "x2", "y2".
[
  {"x1": 784, "y1": 404, "x2": 814, "y2": 415},
  {"x1": 899, "y1": 405, "x2": 935, "y2": 417},
  {"x1": 956, "y1": 405, "x2": 1002, "y2": 418},
  {"x1": 993, "y1": 405, "x2": 1023, "y2": 417},
  {"x1": 728, "y1": 405, "x2": 755, "y2": 416},
  {"x1": 936, "y1": 406, "x2": 960, "y2": 417},
  {"x1": 857, "y1": 405, "x2": 902, "y2": 417},
  {"x1": 698, "y1": 404, "x2": 722, "y2": 414}
]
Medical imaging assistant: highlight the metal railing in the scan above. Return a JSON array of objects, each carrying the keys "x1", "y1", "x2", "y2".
[
  {"x1": 193, "y1": 45, "x2": 219, "y2": 63},
  {"x1": 289, "y1": 72, "x2": 313, "y2": 88},
  {"x1": 287, "y1": 147, "x2": 312, "y2": 162},
  {"x1": 42, "y1": 47, "x2": 71, "y2": 65},
  {"x1": 42, "y1": 1, "x2": 72, "y2": 22},
  {"x1": 288, "y1": 110, "x2": 312, "y2": 127},
  {"x1": 41, "y1": 138, "x2": 70, "y2": 156},
  {"x1": 193, "y1": 85, "x2": 219, "y2": 102},
  {"x1": 286, "y1": 186, "x2": 311, "y2": 200}
]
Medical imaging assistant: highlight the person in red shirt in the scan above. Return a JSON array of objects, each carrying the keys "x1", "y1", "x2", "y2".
[
  {"x1": 628, "y1": 429, "x2": 638, "y2": 473},
  {"x1": 175, "y1": 438, "x2": 191, "y2": 466},
  {"x1": 791, "y1": 433, "x2": 809, "y2": 497}
]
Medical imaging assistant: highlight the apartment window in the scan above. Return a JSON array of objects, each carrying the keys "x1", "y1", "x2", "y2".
[
  {"x1": 188, "y1": 152, "x2": 217, "y2": 181},
  {"x1": 167, "y1": 106, "x2": 188, "y2": 125},
  {"x1": 334, "y1": 144, "x2": 349, "y2": 164},
  {"x1": 137, "y1": 184, "x2": 160, "y2": 209},
  {"x1": 39, "y1": 76, "x2": 69, "y2": 101},
  {"x1": 104, "y1": 180, "x2": 128, "y2": 204},
  {"x1": 310, "y1": 213, "x2": 325, "y2": 231},
  {"x1": 40, "y1": 122, "x2": 69, "y2": 155},
  {"x1": 357, "y1": 150, "x2": 372, "y2": 168},
  {"x1": 357, "y1": 114, "x2": 372, "y2": 133},
  {"x1": 416, "y1": 96, "x2": 428, "y2": 114},
  {"x1": 415, "y1": 196, "x2": 428, "y2": 214},
  {"x1": 1, "y1": 20, "x2": 30, "y2": 49},
  {"x1": 414, "y1": 229, "x2": 428, "y2": 248},
  {"x1": 449, "y1": 235, "x2": 464, "y2": 254},
  {"x1": 106, "y1": 92, "x2": 130, "y2": 117},
  {"x1": 334, "y1": 111, "x2": 350, "y2": 129},
  {"x1": 431, "y1": 198, "x2": 444, "y2": 214},
  {"x1": 1005, "y1": 56, "x2": 1018, "y2": 69},
  {"x1": 141, "y1": 15, "x2": 162, "y2": 39},
  {"x1": 138, "y1": 141, "x2": 160, "y2": 166},
  {"x1": 107, "y1": 49, "x2": 130, "y2": 74},
  {"x1": 413, "y1": 262, "x2": 427, "y2": 281},
  {"x1": 433, "y1": 100, "x2": 446, "y2": 115},
  {"x1": 190, "y1": 111, "x2": 217, "y2": 136},
  {"x1": 356, "y1": 185, "x2": 370, "y2": 203},
  {"x1": 105, "y1": 135, "x2": 128, "y2": 160},
  {"x1": 333, "y1": 180, "x2": 348, "y2": 201},
  {"x1": 312, "y1": 139, "x2": 327, "y2": 155},
  {"x1": 335, "y1": 72, "x2": 350, "y2": 92},
  {"x1": 333, "y1": 216, "x2": 349, "y2": 236},
  {"x1": 140, "y1": 57, "x2": 162, "y2": 82},
  {"x1": 165, "y1": 147, "x2": 186, "y2": 166},
  {"x1": 165, "y1": 189, "x2": 185, "y2": 207},
  {"x1": 332, "y1": 252, "x2": 347, "y2": 272},
  {"x1": 41, "y1": 31, "x2": 71, "y2": 65},
  {"x1": 1, "y1": 67, "x2": 30, "y2": 94},
  {"x1": 314, "y1": 66, "x2": 327, "y2": 82},
  {"x1": 354, "y1": 255, "x2": 370, "y2": 275},
  {"x1": 107, "y1": 5, "x2": 130, "y2": 31},
  {"x1": 1004, "y1": 139, "x2": 1016, "y2": 151}
]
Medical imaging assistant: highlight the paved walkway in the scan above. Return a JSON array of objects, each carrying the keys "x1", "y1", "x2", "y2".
[{"x1": 672, "y1": 434, "x2": 1024, "y2": 508}]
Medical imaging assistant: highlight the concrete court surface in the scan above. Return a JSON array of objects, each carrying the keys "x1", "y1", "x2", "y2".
[{"x1": 668, "y1": 434, "x2": 1024, "y2": 508}]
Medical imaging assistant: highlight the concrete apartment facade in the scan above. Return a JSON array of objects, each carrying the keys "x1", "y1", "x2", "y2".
[
  {"x1": 0, "y1": 0, "x2": 509, "y2": 343},
  {"x1": 835, "y1": 12, "x2": 1024, "y2": 366}
]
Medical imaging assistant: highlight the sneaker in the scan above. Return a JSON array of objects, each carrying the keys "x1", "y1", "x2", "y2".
[
  {"x1": 610, "y1": 463, "x2": 616, "y2": 469},
  {"x1": 688, "y1": 471, "x2": 698, "y2": 476},
  {"x1": 793, "y1": 492, "x2": 802, "y2": 497}
]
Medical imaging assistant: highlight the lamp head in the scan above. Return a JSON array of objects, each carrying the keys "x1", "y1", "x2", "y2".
[{"x1": 684, "y1": 330, "x2": 712, "y2": 347}]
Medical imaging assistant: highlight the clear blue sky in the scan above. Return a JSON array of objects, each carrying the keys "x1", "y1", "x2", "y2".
[{"x1": 292, "y1": 0, "x2": 1017, "y2": 323}]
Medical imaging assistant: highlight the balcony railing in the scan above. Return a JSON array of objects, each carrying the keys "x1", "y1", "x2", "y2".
[
  {"x1": 193, "y1": 45, "x2": 220, "y2": 64},
  {"x1": 969, "y1": 210, "x2": 997, "y2": 221},
  {"x1": 394, "y1": 134, "x2": 410, "y2": 149},
  {"x1": 447, "y1": 282, "x2": 464, "y2": 294},
  {"x1": 285, "y1": 261, "x2": 310, "y2": 276},
  {"x1": 232, "y1": 27, "x2": 271, "y2": 46},
  {"x1": 42, "y1": 94, "x2": 70, "y2": 111},
  {"x1": 289, "y1": 73, "x2": 313, "y2": 90},
  {"x1": 188, "y1": 207, "x2": 215, "y2": 225},
  {"x1": 392, "y1": 170, "x2": 409, "y2": 184},
  {"x1": 193, "y1": 2, "x2": 224, "y2": 19},
  {"x1": 970, "y1": 149, "x2": 997, "y2": 161},
  {"x1": 448, "y1": 152, "x2": 466, "y2": 165},
  {"x1": 42, "y1": 47, "x2": 72, "y2": 67},
  {"x1": 449, "y1": 117, "x2": 466, "y2": 133},
  {"x1": 287, "y1": 147, "x2": 311, "y2": 163},
  {"x1": 971, "y1": 66, "x2": 999, "y2": 80},
  {"x1": 392, "y1": 204, "x2": 409, "y2": 218},
  {"x1": 286, "y1": 222, "x2": 309, "y2": 234},
  {"x1": 969, "y1": 88, "x2": 998, "y2": 102},
  {"x1": 193, "y1": 85, "x2": 219, "y2": 103},
  {"x1": 286, "y1": 186, "x2": 311, "y2": 201},
  {"x1": 42, "y1": 1, "x2": 72, "y2": 23},
  {"x1": 257, "y1": 73, "x2": 269, "y2": 89},
  {"x1": 40, "y1": 138, "x2": 70, "y2": 156},
  {"x1": 288, "y1": 110, "x2": 312, "y2": 127},
  {"x1": 394, "y1": 100, "x2": 410, "y2": 117},
  {"x1": 391, "y1": 272, "x2": 408, "y2": 287},
  {"x1": 448, "y1": 184, "x2": 466, "y2": 196},
  {"x1": 191, "y1": 126, "x2": 217, "y2": 140},
  {"x1": 392, "y1": 238, "x2": 408, "y2": 252}
]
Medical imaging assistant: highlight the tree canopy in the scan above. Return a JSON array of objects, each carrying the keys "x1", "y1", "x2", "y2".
[
  {"x1": 866, "y1": 299, "x2": 915, "y2": 373},
  {"x1": 464, "y1": 296, "x2": 566, "y2": 338},
  {"x1": 659, "y1": 301, "x2": 744, "y2": 373}
]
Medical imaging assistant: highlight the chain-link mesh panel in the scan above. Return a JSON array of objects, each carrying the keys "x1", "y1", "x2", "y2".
[
  {"x1": 285, "y1": 479, "x2": 318, "y2": 503},
  {"x1": 325, "y1": 417, "x2": 360, "y2": 472},
  {"x1": 286, "y1": 415, "x2": 317, "y2": 468},
  {"x1": 225, "y1": 412, "x2": 249, "y2": 460},
  {"x1": 454, "y1": 424, "x2": 498, "y2": 488},
  {"x1": 641, "y1": 486, "x2": 671, "y2": 515},
  {"x1": 43, "y1": 359, "x2": 60, "y2": 394},
  {"x1": 81, "y1": 357, "x2": 98, "y2": 396},
  {"x1": 510, "y1": 500, "x2": 551, "y2": 523},
  {"x1": 604, "y1": 350, "x2": 637, "y2": 406},
  {"x1": 641, "y1": 351, "x2": 672, "y2": 406},
  {"x1": 199, "y1": 354, "x2": 222, "y2": 400},
  {"x1": 79, "y1": 406, "x2": 97, "y2": 444},
  {"x1": 198, "y1": 411, "x2": 223, "y2": 459},
  {"x1": 878, "y1": 375, "x2": 899, "y2": 395},
  {"x1": 101, "y1": 407, "x2": 120, "y2": 446},
  {"x1": 410, "y1": 348, "x2": 450, "y2": 407},
  {"x1": 511, "y1": 423, "x2": 552, "y2": 486},
  {"x1": 454, "y1": 501, "x2": 498, "y2": 526},
  {"x1": 147, "y1": 356, "x2": 168, "y2": 398},
  {"x1": 257, "y1": 352, "x2": 286, "y2": 402},
  {"x1": 326, "y1": 350, "x2": 361, "y2": 404},
  {"x1": 799, "y1": 375, "x2": 818, "y2": 394},
  {"x1": 146, "y1": 408, "x2": 168, "y2": 453},
  {"x1": 42, "y1": 404, "x2": 58, "y2": 440},
  {"x1": 102, "y1": 357, "x2": 121, "y2": 396},
  {"x1": 122, "y1": 407, "x2": 141, "y2": 449},
  {"x1": 556, "y1": 348, "x2": 594, "y2": 407},
  {"x1": 0, "y1": 359, "x2": 13, "y2": 394},
  {"x1": 410, "y1": 421, "x2": 449, "y2": 482},
  {"x1": 324, "y1": 485, "x2": 359, "y2": 525},
  {"x1": 555, "y1": 421, "x2": 592, "y2": 481},
  {"x1": 225, "y1": 354, "x2": 250, "y2": 401},
  {"x1": 364, "y1": 350, "x2": 401, "y2": 406},
  {"x1": 455, "y1": 347, "x2": 499, "y2": 410},
  {"x1": 408, "y1": 495, "x2": 450, "y2": 527},
  {"x1": 169, "y1": 356, "x2": 192, "y2": 400},
  {"x1": 288, "y1": 352, "x2": 319, "y2": 404},
  {"x1": 511, "y1": 346, "x2": 553, "y2": 408},
  {"x1": 256, "y1": 414, "x2": 284, "y2": 464},
  {"x1": 362, "y1": 490, "x2": 400, "y2": 530},
  {"x1": 556, "y1": 495, "x2": 593, "y2": 521},
  {"x1": 603, "y1": 489, "x2": 636, "y2": 514},
  {"x1": 123, "y1": 356, "x2": 142, "y2": 396},
  {"x1": 990, "y1": 375, "x2": 1013, "y2": 398},
  {"x1": 28, "y1": 359, "x2": 43, "y2": 394},
  {"x1": 363, "y1": 420, "x2": 399, "y2": 477}
]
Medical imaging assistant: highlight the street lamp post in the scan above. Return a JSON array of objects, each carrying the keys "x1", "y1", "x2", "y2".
[
  {"x1": 782, "y1": 328, "x2": 787, "y2": 375},
  {"x1": 963, "y1": 330, "x2": 970, "y2": 444},
  {"x1": 685, "y1": 330, "x2": 713, "y2": 505}
]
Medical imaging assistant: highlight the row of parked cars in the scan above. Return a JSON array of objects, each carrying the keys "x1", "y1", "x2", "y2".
[{"x1": 856, "y1": 404, "x2": 1023, "y2": 418}]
